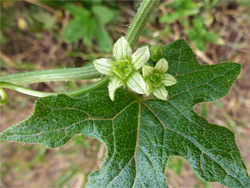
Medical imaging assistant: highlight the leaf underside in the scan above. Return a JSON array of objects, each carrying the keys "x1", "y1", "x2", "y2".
[{"x1": 1, "y1": 39, "x2": 249, "y2": 188}]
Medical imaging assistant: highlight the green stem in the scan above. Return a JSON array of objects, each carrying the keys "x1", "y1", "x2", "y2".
[
  {"x1": 126, "y1": 0, "x2": 159, "y2": 48},
  {"x1": 0, "y1": 88, "x2": 8, "y2": 106},
  {"x1": 0, "y1": 77, "x2": 109, "y2": 105},
  {"x1": 0, "y1": 64, "x2": 102, "y2": 84}
]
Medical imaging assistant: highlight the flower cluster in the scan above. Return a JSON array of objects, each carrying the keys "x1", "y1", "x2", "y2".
[
  {"x1": 143, "y1": 58, "x2": 177, "y2": 100},
  {"x1": 94, "y1": 37, "x2": 177, "y2": 101}
]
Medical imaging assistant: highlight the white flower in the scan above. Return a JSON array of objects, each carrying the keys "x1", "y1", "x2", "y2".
[
  {"x1": 94, "y1": 37, "x2": 150, "y2": 101},
  {"x1": 142, "y1": 58, "x2": 177, "y2": 100}
]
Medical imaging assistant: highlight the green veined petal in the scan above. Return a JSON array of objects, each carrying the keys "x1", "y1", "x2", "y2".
[
  {"x1": 94, "y1": 58, "x2": 115, "y2": 76},
  {"x1": 126, "y1": 72, "x2": 146, "y2": 94},
  {"x1": 108, "y1": 76, "x2": 123, "y2": 101},
  {"x1": 142, "y1": 65, "x2": 154, "y2": 78},
  {"x1": 145, "y1": 80, "x2": 153, "y2": 96},
  {"x1": 113, "y1": 37, "x2": 132, "y2": 61},
  {"x1": 152, "y1": 85, "x2": 168, "y2": 100},
  {"x1": 132, "y1": 46, "x2": 150, "y2": 70},
  {"x1": 155, "y1": 58, "x2": 168, "y2": 73},
  {"x1": 162, "y1": 73, "x2": 177, "y2": 87}
]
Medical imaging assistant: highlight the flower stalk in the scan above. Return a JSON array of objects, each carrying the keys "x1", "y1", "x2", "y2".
[
  {"x1": 0, "y1": 77, "x2": 109, "y2": 105},
  {"x1": 126, "y1": 0, "x2": 159, "y2": 48},
  {"x1": 0, "y1": 64, "x2": 102, "y2": 84}
]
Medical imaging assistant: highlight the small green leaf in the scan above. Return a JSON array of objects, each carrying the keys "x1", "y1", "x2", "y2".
[
  {"x1": 1, "y1": 40, "x2": 249, "y2": 187},
  {"x1": 83, "y1": 18, "x2": 97, "y2": 47},
  {"x1": 63, "y1": 4, "x2": 91, "y2": 43},
  {"x1": 92, "y1": 5, "x2": 115, "y2": 24},
  {"x1": 159, "y1": 0, "x2": 200, "y2": 23},
  {"x1": 32, "y1": 10, "x2": 57, "y2": 29},
  {"x1": 83, "y1": 0, "x2": 103, "y2": 7},
  {"x1": 95, "y1": 23, "x2": 113, "y2": 52},
  {"x1": 185, "y1": 16, "x2": 220, "y2": 51},
  {"x1": 160, "y1": 12, "x2": 182, "y2": 24},
  {"x1": 39, "y1": 0, "x2": 67, "y2": 9},
  {"x1": 63, "y1": 17, "x2": 85, "y2": 43},
  {"x1": 65, "y1": 4, "x2": 90, "y2": 18}
]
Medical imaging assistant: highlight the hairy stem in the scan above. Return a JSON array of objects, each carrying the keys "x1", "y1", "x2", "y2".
[
  {"x1": 0, "y1": 64, "x2": 102, "y2": 84},
  {"x1": 0, "y1": 77, "x2": 109, "y2": 105},
  {"x1": 126, "y1": 0, "x2": 159, "y2": 48}
]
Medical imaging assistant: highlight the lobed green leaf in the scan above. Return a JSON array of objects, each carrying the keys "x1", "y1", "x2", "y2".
[{"x1": 1, "y1": 40, "x2": 249, "y2": 188}]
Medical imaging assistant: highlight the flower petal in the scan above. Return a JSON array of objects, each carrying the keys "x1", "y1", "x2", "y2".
[
  {"x1": 126, "y1": 72, "x2": 146, "y2": 94},
  {"x1": 131, "y1": 46, "x2": 150, "y2": 70},
  {"x1": 94, "y1": 58, "x2": 115, "y2": 76},
  {"x1": 145, "y1": 80, "x2": 153, "y2": 96},
  {"x1": 113, "y1": 37, "x2": 132, "y2": 61},
  {"x1": 108, "y1": 76, "x2": 123, "y2": 101},
  {"x1": 142, "y1": 65, "x2": 154, "y2": 78},
  {"x1": 155, "y1": 58, "x2": 168, "y2": 73},
  {"x1": 162, "y1": 74, "x2": 177, "y2": 87},
  {"x1": 152, "y1": 86, "x2": 168, "y2": 100}
]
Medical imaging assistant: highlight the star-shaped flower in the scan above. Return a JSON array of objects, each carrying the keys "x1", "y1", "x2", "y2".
[
  {"x1": 94, "y1": 37, "x2": 150, "y2": 100},
  {"x1": 142, "y1": 58, "x2": 177, "y2": 100}
]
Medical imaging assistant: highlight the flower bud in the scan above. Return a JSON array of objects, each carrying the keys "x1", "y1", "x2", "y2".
[{"x1": 150, "y1": 45, "x2": 163, "y2": 62}]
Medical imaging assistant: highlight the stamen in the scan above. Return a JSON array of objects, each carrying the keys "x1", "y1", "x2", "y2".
[
  {"x1": 113, "y1": 60, "x2": 132, "y2": 80},
  {"x1": 149, "y1": 72, "x2": 163, "y2": 88}
]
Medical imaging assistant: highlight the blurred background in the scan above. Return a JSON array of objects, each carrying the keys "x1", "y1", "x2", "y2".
[{"x1": 0, "y1": 0, "x2": 249, "y2": 187}]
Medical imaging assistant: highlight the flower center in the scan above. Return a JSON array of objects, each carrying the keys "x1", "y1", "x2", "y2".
[
  {"x1": 149, "y1": 72, "x2": 163, "y2": 88},
  {"x1": 113, "y1": 60, "x2": 132, "y2": 80}
]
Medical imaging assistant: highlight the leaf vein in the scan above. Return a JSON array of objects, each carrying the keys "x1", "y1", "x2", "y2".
[{"x1": 143, "y1": 102, "x2": 243, "y2": 187}]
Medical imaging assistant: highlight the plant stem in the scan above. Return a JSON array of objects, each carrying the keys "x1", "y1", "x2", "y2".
[
  {"x1": 0, "y1": 64, "x2": 102, "y2": 84},
  {"x1": 0, "y1": 88, "x2": 8, "y2": 105},
  {"x1": 126, "y1": 0, "x2": 159, "y2": 48},
  {"x1": 0, "y1": 77, "x2": 109, "y2": 105}
]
